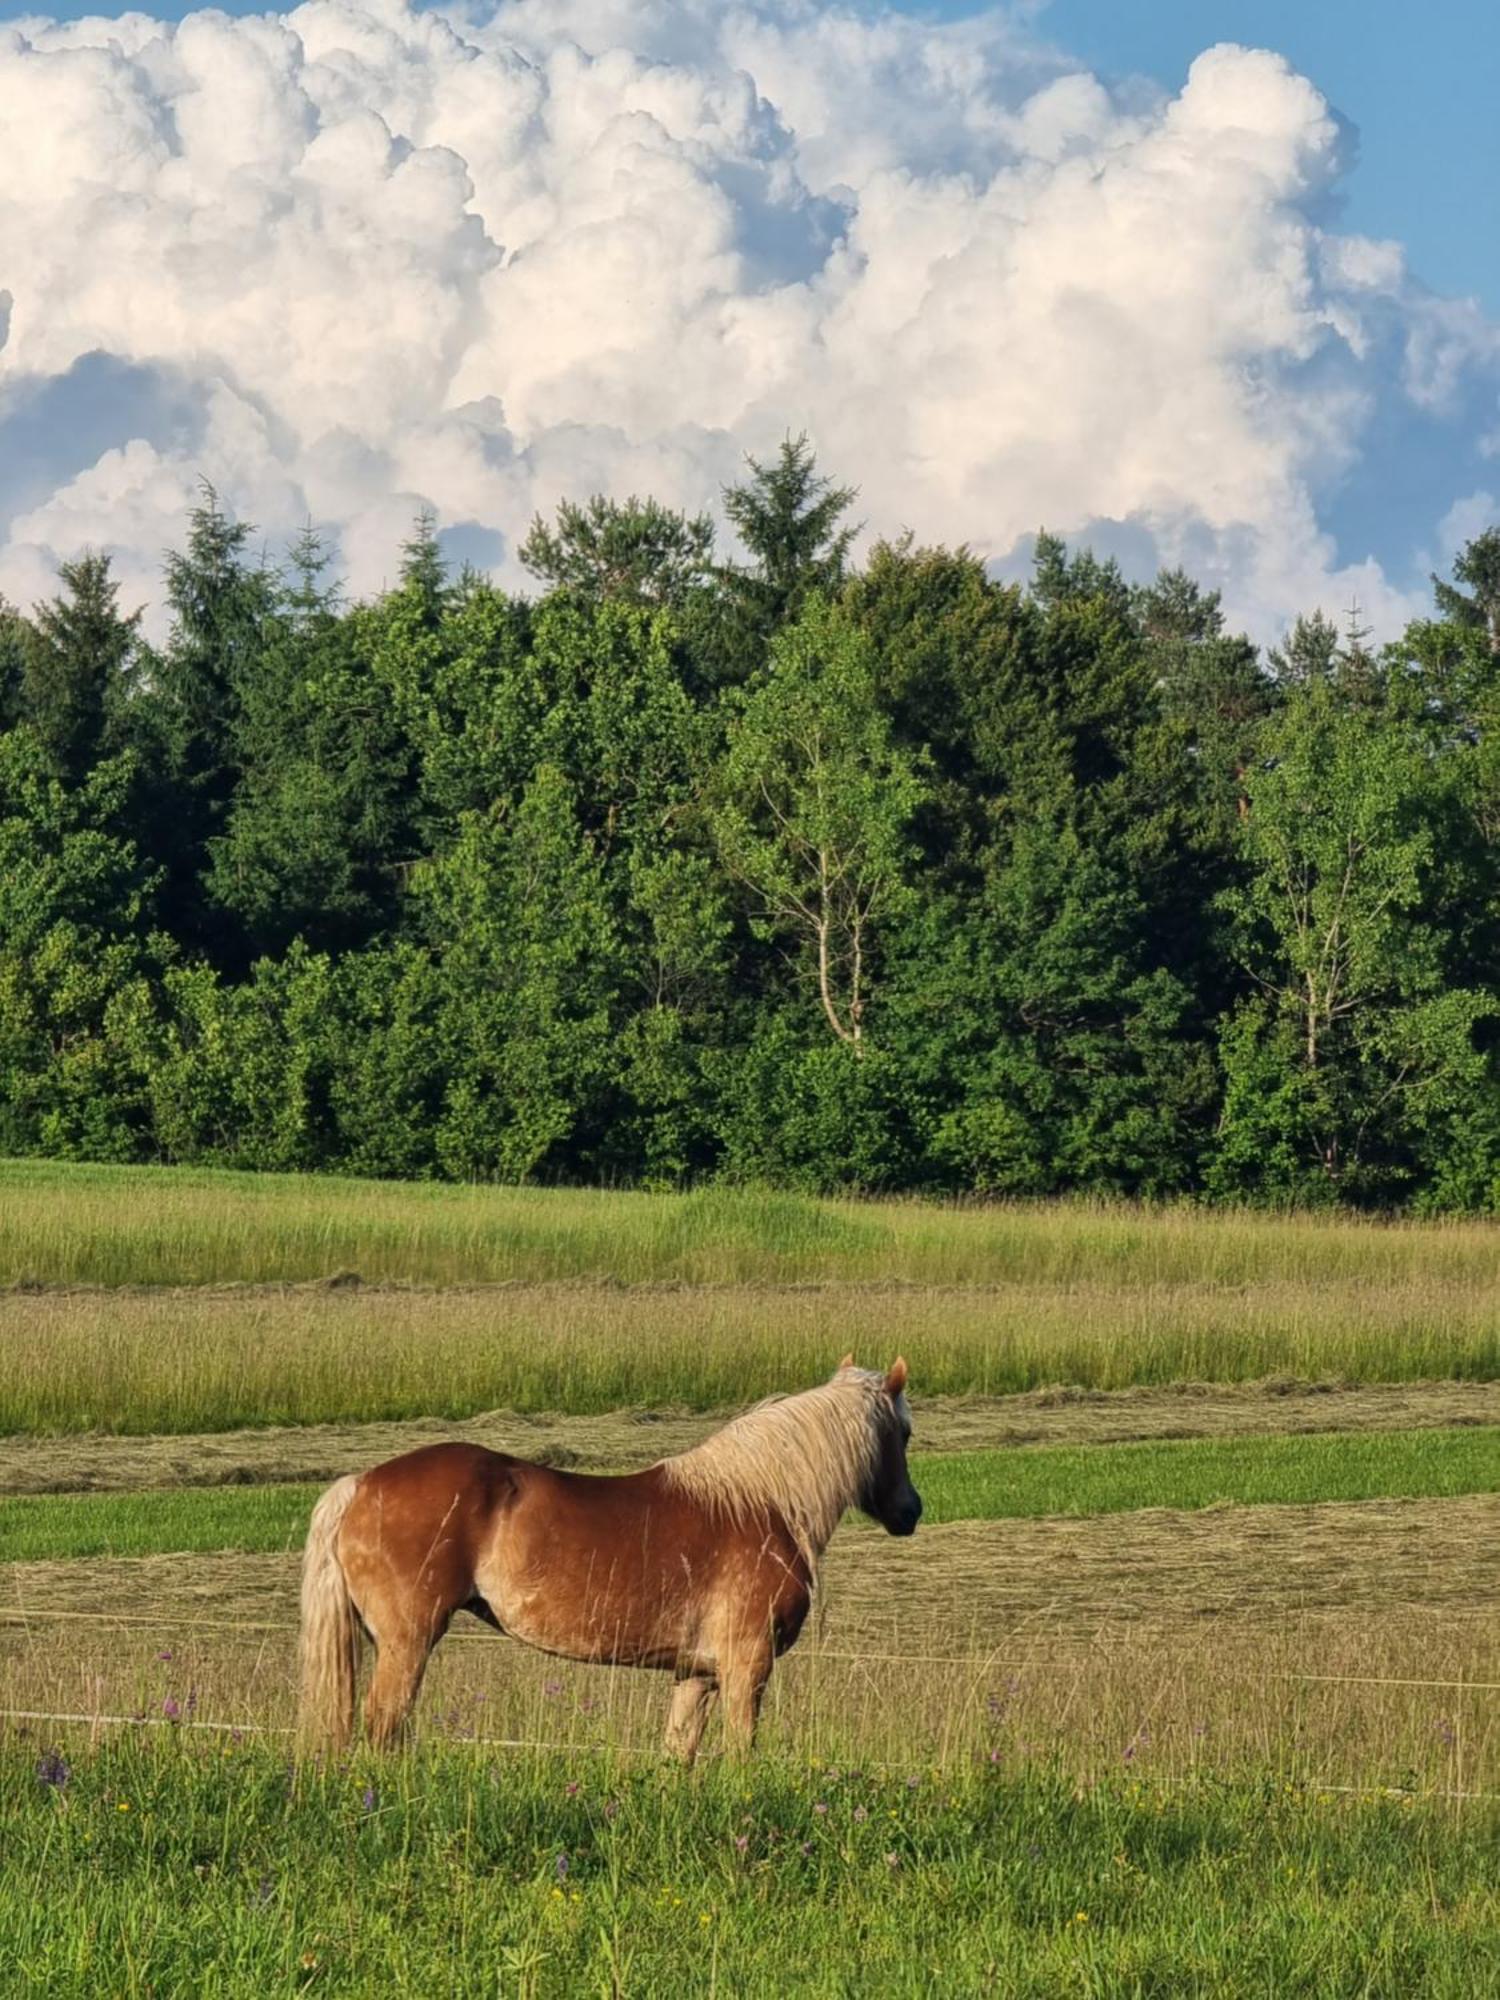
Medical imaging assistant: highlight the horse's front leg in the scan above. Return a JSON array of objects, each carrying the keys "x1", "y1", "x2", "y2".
[{"x1": 664, "y1": 1674, "x2": 718, "y2": 1765}]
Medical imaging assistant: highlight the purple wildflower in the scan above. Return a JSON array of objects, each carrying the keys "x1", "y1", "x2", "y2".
[
  {"x1": 162, "y1": 1697, "x2": 181, "y2": 1723},
  {"x1": 555, "y1": 1852, "x2": 570, "y2": 1881},
  {"x1": 362, "y1": 1786, "x2": 378, "y2": 1814},
  {"x1": 734, "y1": 1834, "x2": 749, "y2": 1853},
  {"x1": 543, "y1": 1679, "x2": 564, "y2": 1698},
  {"x1": 566, "y1": 1781, "x2": 580, "y2": 1798},
  {"x1": 36, "y1": 1750, "x2": 69, "y2": 1791}
]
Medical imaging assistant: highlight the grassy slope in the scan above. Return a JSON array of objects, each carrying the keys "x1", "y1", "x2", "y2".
[
  {"x1": 10, "y1": 1157, "x2": 1500, "y2": 1289},
  {"x1": 1, "y1": 1743, "x2": 1494, "y2": 1998},
  {"x1": 4, "y1": 1428, "x2": 1496, "y2": 1562}
]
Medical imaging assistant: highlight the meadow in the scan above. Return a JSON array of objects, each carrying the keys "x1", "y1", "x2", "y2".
[
  {"x1": 5, "y1": 1741, "x2": 1495, "y2": 1999},
  {"x1": 3, "y1": 1163, "x2": 1498, "y2": 1993}
]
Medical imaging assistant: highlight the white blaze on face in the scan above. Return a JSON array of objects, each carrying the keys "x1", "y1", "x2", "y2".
[{"x1": 0, "y1": 5, "x2": 1487, "y2": 637}]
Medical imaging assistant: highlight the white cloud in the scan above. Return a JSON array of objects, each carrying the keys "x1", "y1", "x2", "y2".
[{"x1": 0, "y1": 0, "x2": 1495, "y2": 641}]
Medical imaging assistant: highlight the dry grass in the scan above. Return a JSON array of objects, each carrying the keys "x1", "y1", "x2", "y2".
[
  {"x1": 4, "y1": 1380, "x2": 1500, "y2": 1495},
  {"x1": 4, "y1": 1279, "x2": 1498, "y2": 1435},
  {"x1": 2, "y1": 1498, "x2": 1495, "y2": 1788}
]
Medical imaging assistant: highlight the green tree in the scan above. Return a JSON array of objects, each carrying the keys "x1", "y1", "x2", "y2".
[
  {"x1": 207, "y1": 531, "x2": 416, "y2": 958},
  {"x1": 0, "y1": 729, "x2": 158, "y2": 1158},
  {"x1": 711, "y1": 597, "x2": 923, "y2": 1051},
  {"x1": 19, "y1": 554, "x2": 141, "y2": 783},
  {"x1": 520, "y1": 496, "x2": 716, "y2": 609},
  {"x1": 1433, "y1": 524, "x2": 1500, "y2": 651},
  {"x1": 412, "y1": 765, "x2": 623, "y2": 1179},
  {"x1": 718, "y1": 437, "x2": 857, "y2": 675},
  {"x1": 1211, "y1": 680, "x2": 1488, "y2": 1200}
]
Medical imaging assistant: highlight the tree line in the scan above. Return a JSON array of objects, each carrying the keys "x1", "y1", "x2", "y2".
[{"x1": 4, "y1": 438, "x2": 1500, "y2": 1206}]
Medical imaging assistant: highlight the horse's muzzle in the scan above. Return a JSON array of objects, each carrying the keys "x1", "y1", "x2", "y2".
[{"x1": 890, "y1": 1493, "x2": 922, "y2": 1536}]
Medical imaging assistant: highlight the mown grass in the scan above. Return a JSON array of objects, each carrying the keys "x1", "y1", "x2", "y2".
[
  {"x1": 5, "y1": 1429, "x2": 1495, "y2": 1562},
  {"x1": 0, "y1": 1737, "x2": 1494, "y2": 1997},
  {"x1": 11, "y1": 1158, "x2": 1500, "y2": 1291},
  {"x1": 4, "y1": 1281, "x2": 1499, "y2": 1436}
]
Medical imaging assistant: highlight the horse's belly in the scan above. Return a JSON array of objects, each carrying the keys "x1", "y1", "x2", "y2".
[{"x1": 475, "y1": 1560, "x2": 697, "y2": 1670}]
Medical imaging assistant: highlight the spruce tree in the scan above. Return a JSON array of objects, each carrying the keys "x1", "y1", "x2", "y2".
[
  {"x1": 21, "y1": 553, "x2": 140, "y2": 783},
  {"x1": 718, "y1": 436, "x2": 858, "y2": 674}
]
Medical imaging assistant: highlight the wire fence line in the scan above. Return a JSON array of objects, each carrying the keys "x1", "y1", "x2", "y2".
[{"x1": 0, "y1": 1605, "x2": 1496, "y2": 1689}]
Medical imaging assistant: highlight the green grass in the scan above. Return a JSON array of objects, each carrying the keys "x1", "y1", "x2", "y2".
[
  {"x1": 5, "y1": 1428, "x2": 1495, "y2": 1562},
  {"x1": 11, "y1": 1157, "x2": 1500, "y2": 1290},
  {"x1": 0, "y1": 1739, "x2": 1494, "y2": 1997},
  {"x1": 918, "y1": 1426, "x2": 1500, "y2": 1522}
]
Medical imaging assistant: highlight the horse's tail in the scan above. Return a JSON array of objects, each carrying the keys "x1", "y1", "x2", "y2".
[{"x1": 298, "y1": 1473, "x2": 362, "y2": 1752}]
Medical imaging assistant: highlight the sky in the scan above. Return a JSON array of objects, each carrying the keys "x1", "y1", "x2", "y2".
[{"x1": 0, "y1": 0, "x2": 1495, "y2": 643}]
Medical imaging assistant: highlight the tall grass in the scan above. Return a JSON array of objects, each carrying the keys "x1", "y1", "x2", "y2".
[
  {"x1": 2, "y1": 1280, "x2": 1497, "y2": 1434},
  {"x1": 9, "y1": 1159, "x2": 1500, "y2": 1289},
  {"x1": 0, "y1": 1739, "x2": 1494, "y2": 1997}
]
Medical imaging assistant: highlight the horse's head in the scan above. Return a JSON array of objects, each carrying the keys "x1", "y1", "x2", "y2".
[{"x1": 837, "y1": 1353, "x2": 922, "y2": 1537}]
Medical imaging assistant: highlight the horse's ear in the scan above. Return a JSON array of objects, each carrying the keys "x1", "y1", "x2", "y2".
[
  {"x1": 884, "y1": 1356, "x2": 908, "y2": 1398},
  {"x1": 836, "y1": 1352, "x2": 856, "y2": 1372}
]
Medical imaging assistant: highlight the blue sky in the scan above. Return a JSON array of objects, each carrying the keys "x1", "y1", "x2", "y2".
[
  {"x1": 0, "y1": 0, "x2": 1494, "y2": 639},
  {"x1": 1033, "y1": 0, "x2": 1498, "y2": 314}
]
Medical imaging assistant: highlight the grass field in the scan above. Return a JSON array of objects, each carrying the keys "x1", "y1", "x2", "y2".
[
  {"x1": 4, "y1": 1741, "x2": 1494, "y2": 1998},
  {"x1": 4, "y1": 1163, "x2": 1498, "y2": 1993},
  {"x1": 4, "y1": 1428, "x2": 1498, "y2": 1562},
  {"x1": 11, "y1": 1158, "x2": 1500, "y2": 1291},
  {"x1": 4, "y1": 1281, "x2": 1499, "y2": 1435}
]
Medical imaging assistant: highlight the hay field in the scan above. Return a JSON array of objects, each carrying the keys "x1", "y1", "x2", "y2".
[{"x1": 3, "y1": 1164, "x2": 1498, "y2": 1993}]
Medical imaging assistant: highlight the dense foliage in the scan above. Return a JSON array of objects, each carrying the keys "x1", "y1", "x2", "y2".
[{"x1": 4, "y1": 440, "x2": 1500, "y2": 1207}]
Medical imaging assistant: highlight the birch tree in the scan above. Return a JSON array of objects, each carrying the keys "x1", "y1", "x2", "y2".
[{"x1": 711, "y1": 598, "x2": 923, "y2": 1052}]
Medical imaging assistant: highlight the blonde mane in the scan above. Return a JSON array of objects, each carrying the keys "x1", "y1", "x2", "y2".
[{"x1": 659, "y1": 1368, "x2": 897, "y2": 1564}]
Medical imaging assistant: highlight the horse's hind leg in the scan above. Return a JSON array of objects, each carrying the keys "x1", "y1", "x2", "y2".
[
  {"x1": 364, "y1": 1629, "x2": 440, "y2": 1749},
  {"x1": 664, "y1": 1674, "x2": 718, "y2": 1765},
  {"x1": 719, "y1": 1646, "x2": 772, "y2": 1758}
]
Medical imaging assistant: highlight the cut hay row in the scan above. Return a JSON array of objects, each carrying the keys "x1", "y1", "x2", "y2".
[
  {"x1": 6, "y1": 1379, "x2": 1498, "y2": 1496},
  {"x1": 3, "y1": 1429, "x2": 1499, "y2": 1563}
]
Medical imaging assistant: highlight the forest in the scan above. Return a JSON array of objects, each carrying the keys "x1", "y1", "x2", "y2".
[{"x1": 4, "y1": 438, "x2": 1500, "y2": 1208}]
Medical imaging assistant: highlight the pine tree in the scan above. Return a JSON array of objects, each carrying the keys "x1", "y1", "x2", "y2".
[
  {"x1": 398, "y1": 511, "x2": 450, "y2": 629},
  {"x1": 520, "y1": 496, "x2": 715, "y2": 608},
  {"x1": 21, "y1": 553, "x2": 141, "y2": 783},
  {"x1": 1434, "y1": 526, "x2": 1500, "y2": 652},
  {"x1": 718, "y1": 437, "x2": 858, "y2": 673}
]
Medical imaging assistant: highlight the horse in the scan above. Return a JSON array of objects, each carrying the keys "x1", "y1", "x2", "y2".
[{"x1": 298, "y1": 1355, "x2": 920, "y2": 1759}]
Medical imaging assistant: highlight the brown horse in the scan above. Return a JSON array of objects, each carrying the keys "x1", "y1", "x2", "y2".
[{"x1": 298, "y1": 1356, "x2": 919, "y2": 1759}]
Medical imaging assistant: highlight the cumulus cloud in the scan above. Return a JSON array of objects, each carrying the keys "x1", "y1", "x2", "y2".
[{"x1": 0, "y1": 0, "x2": 1495, "y2": 640}]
